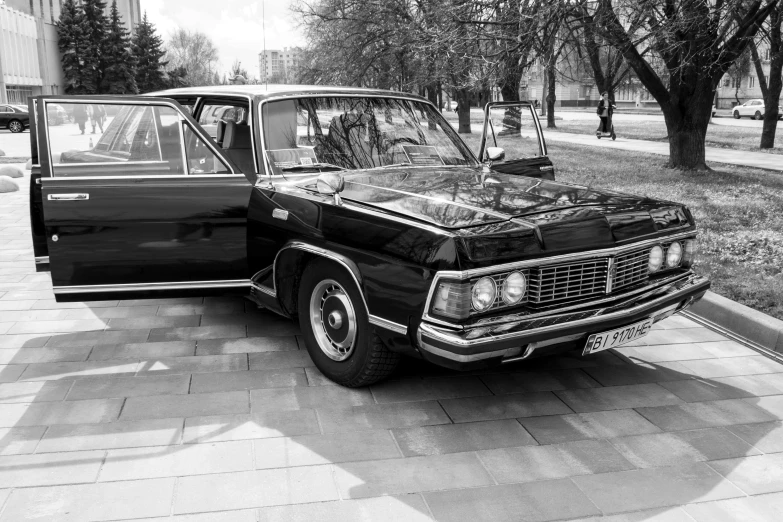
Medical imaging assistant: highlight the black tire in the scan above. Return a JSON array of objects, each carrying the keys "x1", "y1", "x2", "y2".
[
  {"x1": 7, "y1": 119, "x2": 24, "y2": 133},
  {"x1": 755, "y1": 111, "x2": 763, "y2": 120},
  {"x1": 733, "y1": 111, "x2": 740, "y2": 119},
  {"x1": 298, "y1": 259, "x2": 400, "y2": 387}
]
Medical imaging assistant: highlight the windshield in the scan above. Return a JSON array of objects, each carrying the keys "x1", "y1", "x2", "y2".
[{"x1": 261, "y1": 96, "x2": 476, "y2": 176}]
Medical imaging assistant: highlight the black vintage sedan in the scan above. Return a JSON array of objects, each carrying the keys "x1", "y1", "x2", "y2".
[{"x1": 28, "y1": 87, "x2": 709, "y2": 386}]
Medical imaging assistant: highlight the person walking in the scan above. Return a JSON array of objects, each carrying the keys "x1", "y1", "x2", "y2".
[
  {"x1": 73, "y1": 104, "x2": 88, "y2": 135},
  {"x1": 91, "y1": 104, "x2": 106, "y2": 134},
  {"x1": 596, "y1": 92, "x2": 615, "y2": 138}
]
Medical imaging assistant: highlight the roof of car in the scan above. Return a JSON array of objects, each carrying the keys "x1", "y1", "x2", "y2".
[{"x1": 146, "y1": 84, "x2": 428, "y2": 102}]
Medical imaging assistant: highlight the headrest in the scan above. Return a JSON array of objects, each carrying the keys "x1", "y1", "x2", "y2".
[
  {"x1": 216, "y1": 120, "x2": 227, "y2": 146},
  {"x1": 223, "y1": 121, "x2": 252, "y2": 149}
]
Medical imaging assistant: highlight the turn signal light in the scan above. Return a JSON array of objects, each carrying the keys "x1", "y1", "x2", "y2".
[{"x1": 431, "y1": 281, "x2": 471, "y2": 319}]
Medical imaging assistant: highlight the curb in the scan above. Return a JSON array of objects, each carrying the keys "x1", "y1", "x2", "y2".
[{"x1": 684, "y1": 291, "x2": 783, "y2": 360}]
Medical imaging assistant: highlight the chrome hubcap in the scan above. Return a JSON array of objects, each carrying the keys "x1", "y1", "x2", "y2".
[
  {"x1": 310, "y1": 279, "x2": 356, "y2": 361},
  {"x1": 9, "y1": 121, "x2": 21, "y2": 132}
]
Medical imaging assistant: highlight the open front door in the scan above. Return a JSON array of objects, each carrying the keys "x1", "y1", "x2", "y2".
[
  {"x1": 477, "y1": 101, "x2": 555, "y2": 180},
  {"x1": 34, "y1": 95, "x2": 253, "y2": 302}
]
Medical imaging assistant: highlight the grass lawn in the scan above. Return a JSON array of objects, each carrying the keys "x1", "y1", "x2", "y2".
[{"x1": 459, "y1": 133, "x2": 783, "y2": 320}]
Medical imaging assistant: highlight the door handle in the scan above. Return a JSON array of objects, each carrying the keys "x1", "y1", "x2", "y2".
[{"x1": 48, "y1": 194, "x2": 89, "y2": 201}]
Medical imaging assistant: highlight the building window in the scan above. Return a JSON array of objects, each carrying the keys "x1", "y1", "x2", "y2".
[
  {"x1": 749, "y1": 77, "x2": 756, "y2": 89},
  {"x1": 765, "y1": 48, "x2": 771, "y2": 61},
  {"x1": 723, "y1": 77, "x2": 730, "y2": 87}
]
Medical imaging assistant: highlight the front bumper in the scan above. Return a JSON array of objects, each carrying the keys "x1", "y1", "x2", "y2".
[{"x1": 416, "y1": 273, "x2": 710, "y2": 369}]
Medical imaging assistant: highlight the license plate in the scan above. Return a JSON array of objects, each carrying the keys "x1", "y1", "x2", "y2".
[{"x1": 583, "y1": 318, "x2": 653, "y2": 355}]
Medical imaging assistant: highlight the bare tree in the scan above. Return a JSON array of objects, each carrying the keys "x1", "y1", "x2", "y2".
[
  {"x1": 165, "y1": 28, "x2": 220, "y2": 87},
  {"x1": 749, "y1": 4, "x2": 783, "y2": 148},
  {"x1": 584, "y1": 0, "x2": 778, "y2": 170}
]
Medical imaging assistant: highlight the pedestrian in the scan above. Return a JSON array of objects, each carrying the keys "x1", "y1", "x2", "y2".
[
  {"x1": 91, "y1": 104, "x2": 105, "y2": 133},
  {"x1": 73, "y1": 104, "x2": 88, "y2": 135},
  {"x1": 595, "y1": 91, "x2": 615, "y2": 136}
]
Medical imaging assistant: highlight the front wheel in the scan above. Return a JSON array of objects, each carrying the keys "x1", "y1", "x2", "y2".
[
  {"x1": 755, "y1": 111, "x2": 763, "y2": 120},
  {"x1": 298, "y1": 259, "x2": 400, "y2": 387},
  {"x1": 7, "y1": 120, "x2": 23, "y2": 133},
  {"x1": 733, "y1": 111, "x2": 741, "y2": 119}
]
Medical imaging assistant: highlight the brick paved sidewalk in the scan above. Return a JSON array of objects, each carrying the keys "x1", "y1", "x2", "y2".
[{"x1": 2, "y1": 165, "x2": 783, "y2": 521}]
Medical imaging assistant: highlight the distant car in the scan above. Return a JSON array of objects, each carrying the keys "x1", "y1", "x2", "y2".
[
  {"x1": 712, "y1": 104, "x2": 717, "y2": 117},
  {"x1": 732, "y1": 99, "x2": 783, "y2": 120},
  {"x1": 47, "y1": 104, "x2": 69, "y2": 126},
  {"x1": 0, "y1": 103, "x2": 29, "y2": 133}
]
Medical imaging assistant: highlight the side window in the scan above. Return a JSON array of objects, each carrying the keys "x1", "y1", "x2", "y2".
[
  {"x1": 183, "y1": 125, "x2": 230, "y2": 174},
  {"x1": 197, "y1": 102, "x2": 247, "y2": 142},
  {"x1": 485, "y1": 104, "x2": 542, "y2": 159},
  {"x1": 45, "y1": 102, "x2": 187, "y2": 177},
  {"x1": 0, "y1": 106, "x2": 10, "y2": 113}
]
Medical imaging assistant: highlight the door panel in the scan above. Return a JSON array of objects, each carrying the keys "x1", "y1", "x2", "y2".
[
  {"x1": 35, "y1": 96, "x2": 252, "y2": 301},
  {"x1": 478, "y1": 101, "x2": 555, "y2": 180}
]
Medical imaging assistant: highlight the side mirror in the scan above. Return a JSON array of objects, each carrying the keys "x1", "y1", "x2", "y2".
[
  {"x1": 486, "y1": 147, "x2": 505, "y2": 162},
  {"x1": 317, "y1": 172, "x2": 345, "y2": 205}
]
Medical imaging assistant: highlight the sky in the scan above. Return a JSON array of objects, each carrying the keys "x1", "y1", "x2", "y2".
[{"x1": 140, "y1": 0, "x2": 305, "y2": 79}]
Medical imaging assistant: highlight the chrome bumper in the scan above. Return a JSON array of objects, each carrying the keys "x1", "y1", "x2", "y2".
[{"x1": 416, "y1": 273, "x2": 710, "y2": 364}]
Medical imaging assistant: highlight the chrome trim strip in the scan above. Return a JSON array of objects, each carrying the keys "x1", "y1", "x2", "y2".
[
  {"x1": 417, "y1": 275, "x2": 708, "y2": 359},
  {"x1": 251, "y1": 282, "x2": 276, "y2": 297},
  {"x1": 368, "y1": 315, "x2": 408, "y2": 335},
  {"x1": 415, "y1": 337, "x2": 509, "y2": 362},
  {"x1": 53, "y1": 279, "x2": 251, "y2": 295},
  {"x1": 41, "y1": 175, "x2": 247, "y2": 182},
  {"x1": 421, "y1": 230, "x2": 697, "y2": 328},
  {"x1": 48, "y1": 193, "x2": 89, "y2": 201},
  {"x1": 35, "y1": 256, "x2": 49, "y2": 265}
]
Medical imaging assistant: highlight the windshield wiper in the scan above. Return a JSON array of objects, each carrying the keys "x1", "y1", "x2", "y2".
[
  {"x1": 281, "y1": 163, "x2": 345, "y2": 172},
  {"x1": 379, "y1": 163, "x2": 412, "y2": 169}
]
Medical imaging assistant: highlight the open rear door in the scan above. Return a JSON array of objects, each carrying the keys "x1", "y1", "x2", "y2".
[
  {"x1": 28, "y1": 98, "x2": 49, "y2": 271},
  {"x1": 477, "y1": 101, "x2": 555, "y2": 180},
  {"x1": 33, "y1": 95, "x2": 253, "y2": 302}
]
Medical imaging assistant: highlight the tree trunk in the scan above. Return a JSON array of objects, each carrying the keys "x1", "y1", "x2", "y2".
[
  {"x1": 761, "y1": 6, "x2": 782, "y2": 149},
  {"x1": 456, "y1": 88, "x2": 472, "y2": 134},
  {"x1": 546, "y1": 59, "x2": 557, "y2": 128},
  {"x1": 664, "y1": 112, "x2": 709, "y2": 170}
]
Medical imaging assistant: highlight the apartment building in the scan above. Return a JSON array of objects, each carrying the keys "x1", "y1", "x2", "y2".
[{"x1": 258, "y1": 47, "x2": 301, "y2": 84}]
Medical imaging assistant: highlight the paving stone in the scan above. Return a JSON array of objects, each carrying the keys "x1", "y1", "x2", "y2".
[
  {"x1": 304, "y1": 366, "x2": 335, "y2": 386},
  {"x1": 251, "y1": 385, "x2": 374, "y2": 412},
  {"x1": 369, "y1": 375, "x2": 490, "y2": 403},
  {"x1": 183, "y1": 410, "x2": 321, "y2": 443},
  {"x1": 157, "y1": 303, "x2": 245, "y2": 316},
  {"x1": 479, "y1": 369, "x2": 600, "y2": 395},
  {"x1": 0, "y1": 426, "x2": 46, "y2": 455},
  {"x1": 191, "y1": 368, "x2": 306, "y2": 393},
  {"x1": 479, "y1": 439, "x2": 634, "y2": 483},
  {"x1": 135, "y1": 354, "x2": 248, "y2": 375},
  {"x1": 81, "y1": 305, "x2": 160, "y2": 319},
  {"x1": 133, "y1": 512, "x2": 258, "y2": 522},
  {"x1": 610, "y1": 427, "x2": 760, "y2": 468},
  {"x1": 246, "y1": 321, "x2": 300, "y2": 337},
  {"x1": 44, "y1": 329, "x2": 150, "y2": 348},
  {"x1": 173, "y1": 466, "x2": 339, "y2": 513},
  {"x1": 196, "y1": 336, "x2": 299, "y2": 355},
  {"x1": 37, "y1": 418, "x2": 184, "y2": 453},
  {"x1": 0, "y1": 333, "x2": 49, "y2": 348},
  {"x1": 19, "y1": 360, "x2": 141, "y2": 381},
  {"x1": 709, "y1": 453, "x2": 783, "y2": 495},
  {"x1": 744, "y1": 395, "x2": 783, "y2": 420},
  {"x1": 88, "y1": 340, "x2": 196, "y2": 360},
  {"x1": 0, "y1": 450, "x2": 105, "y2": 487},
  {"x1": 440, "y1": 391, "x2": 572, "y2": 423},
  {"x1": 100, "y1": 440, "x2": 254, "y2": 481},
  {"x1": 632, "y1": 327, "x2": 727, "y2": 345},
  {"x1": 423, "y1": 479, "x2": 602, "y2": 522},
  {"x1": 249, "y1": 350, "x2": 315, "y2": 370},
  {"x1": 685, "y1": 491, "x2": 783, "y2": 522},
  {"x1": 555, "y1": 383, "x2": 684, "y2": 413},
  {"x1": 254, "y1": 429, "x2": 401, "y2": 468},
  {"x1": 0, "y1": 346, "x2": 92, "y2": 364},
  {"x1": 583, "y1": 361, "x2": 694, "y2": 387},
  {"x1": 571, "y1": 462, "x2": 745, "y2": 514},
  {"x1": 712, "y1": 373, "x2": 783, "y2": 397},
  {"x1": 0, "y1": 364, "x2": 26, "y2": 383},
  {"x1": 6, "y1": 319, "x2": 108, "y2": 335},
  {"x1": 148, "y1": 324, "x2": 246, "y2": 342},
  {"x1": 726, "y1": 421, "x2": 783, "y2": 453},
  {"x1": 106, "y1": 315, "x2": 201, "y2": 330},
  {"x1": 677, "y1": 356, "x2": 783, "y2": 378},
  {"x1": 317, "y1": 401, "x2": 452, "y2": 433},
  {"x1": 0, "y1": 300, "x2": 36, "y2": 312},
  {"x1": 334, "y1": 452, "x2": 494, "y2": 498},
  {"x1": 516, "y1": 350, "x2": 627, "y2": 370},
  {"x1": 619, "y1": 341, "x2": 756, "y2": 363},
  {"x1": 66, "y1": 374, "x2": 190, "y2": 400},
  {"x1": 659, "y1": 378, "x2": 759, "y2": 402},
  {"x1": 257, "y1": 495, "x2": 434, "y2": 522},
  {"x1": 0, "y1": 477, "x2": 176, "y2": 521},
  {"x1": 519, "y1": 409, "x2": 662, "y2": 445},
  {"x1": 392, "y1": 419, "x2": 536, "y2": 456},
  {"x1": 120, "y1": 298, "x2": 203, "y2": 306},
  {"x1": 0, "y1": 380, "x2": 72, "y2": 403},
  {"x1": 121, "y1": 391, "x2": 249, "y2": 420},
  {"x1": 0, "y1": 398, "x2": 123, "y2": 427},
  {"x1": 636, "y1": 399, "x2": 776, "y2": 431},
  {"x1": 569, "y1": 507, "x2": 696, "y2": 522}
]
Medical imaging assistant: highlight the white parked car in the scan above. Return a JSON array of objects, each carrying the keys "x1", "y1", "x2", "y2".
[{"x1": 732, "y1": 99, "x2": 782, "y2": 120}]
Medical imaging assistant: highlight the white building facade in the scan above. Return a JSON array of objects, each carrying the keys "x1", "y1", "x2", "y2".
[{"x1": 258, "y1": 47, "x2": 301, "y2": 84}]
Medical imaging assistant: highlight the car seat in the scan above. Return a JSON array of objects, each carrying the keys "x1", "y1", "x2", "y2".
[{"x1": 222, "y1": 121, "x2": 255, "y2": 173}]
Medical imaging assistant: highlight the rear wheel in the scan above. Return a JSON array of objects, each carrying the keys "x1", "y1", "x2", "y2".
[
  {"x1": 7, "y1": 120, "x2": 23, "y2": 133},
  {"x1": 298, "y1": 259, "x2": 400, "y2": 387}
]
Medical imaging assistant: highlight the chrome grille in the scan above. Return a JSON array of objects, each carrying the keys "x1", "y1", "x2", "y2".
[
  {"x1": 613, "y1": 249, "x2": 649, "y2": 289},
  {"x1": 528, "y1": 259, "x2": 609, "y2": 303}
]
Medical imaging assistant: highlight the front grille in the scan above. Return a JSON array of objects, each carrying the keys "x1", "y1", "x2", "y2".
[
  {"x1": 528, "y1": 259, "x2": 609, "y2": 304},
  {"x1": 613, "y1": 249, "x2": 649, "y2": 289}
]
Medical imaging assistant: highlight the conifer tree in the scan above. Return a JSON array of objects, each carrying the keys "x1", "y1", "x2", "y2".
[
  {"x1": 57, "y1": 0, "x2": 89, "y2": 93},
  {"x1": 101, "y1": 1, "x2": 138, "y2": 94},
  {"x1": 80, "y1": 0, "x2": 109, "y2": 94},
  {"x1": 131, "y1": 12, "x2": 168, "y2": 93}
]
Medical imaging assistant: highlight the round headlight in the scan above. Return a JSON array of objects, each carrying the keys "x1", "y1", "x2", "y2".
[
  {"x1": 666, "y1": 241, "x2": 683, "y2": 267},
  {"x1": 648, "y1": 245, "x2": 664, "y2": 272},
  {"x1": 502, "y1": 271, "x2": 527, "y2": 304},
  {"x1": 472, "y1": 277, "x2": 496, "y2": 312}
]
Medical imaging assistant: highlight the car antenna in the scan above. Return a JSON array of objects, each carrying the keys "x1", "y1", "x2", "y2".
[{"x1": 262, "y1": 0, "x2": 268, "y2": 90}]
